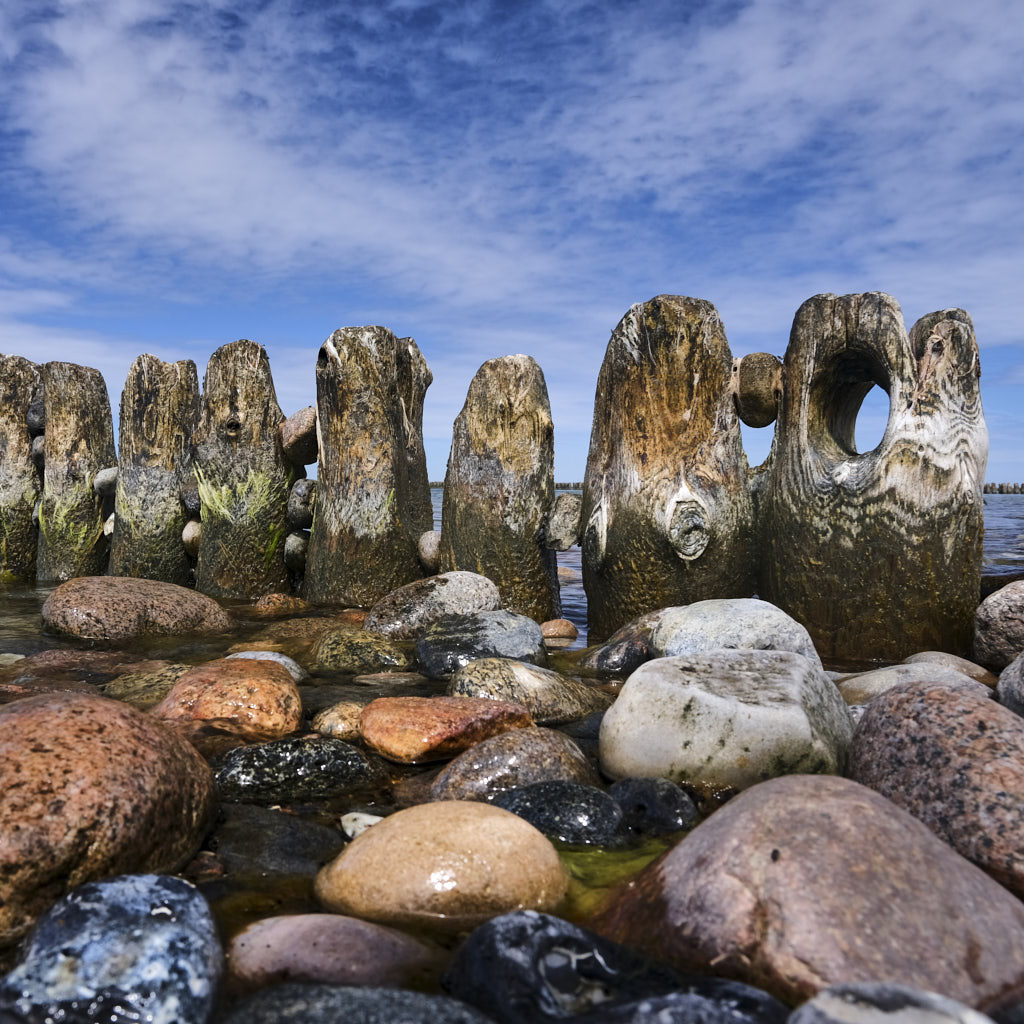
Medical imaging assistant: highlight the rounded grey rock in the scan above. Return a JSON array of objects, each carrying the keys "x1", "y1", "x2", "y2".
[
  {"x1": 365, "y1": 571, "x2": 501, "y2": 640},
  {"x1": 418, "y1": 530, "x2": 442, "y2": 572},
  {"x1": 30, "y1": 433, "x2": 45, "y2": 471},
  {"x1": 974, "y1": 580, "x2": 1024, "y2": 670},
  {"x1": 287, "y1": 477, "x2": 316, "y2": 529},
  {"x1": 998, "y1": 651, "x2": 1024, "y2": 716},
  {"x1": 284, "y1": 530, "x2": 309, "y2": 571},
  {"x1": 0, "y1": 873, "x2": 221, "y2": 1024},
  {"x1": 416, "y1": 610, "x2": 546, "y2": 678},
  {"x1": 545, "y1": 492, "x2": 582, "y2": 550},
  {"x1": 92, "y1": 465, "x2": 118, "y2": 497},
  {"x1": 787, "y1": 981, "x2": 995, "y2": 1024}
]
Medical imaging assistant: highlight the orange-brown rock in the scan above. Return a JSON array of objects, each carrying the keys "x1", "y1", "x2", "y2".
[
  {"x1": 541, "y1": 618, "x2": 579, "y2": 640},
  {"x1": 314, "y1": 801, "x2": 568, "y2": 932},
  {"x1": 251, "y1": 593, "x2": 314, "y2": 617},
  {"x1": 590, "y1": 774, "x2": 1024, "y2": 1009},
  {"x1": 151, "y1": 658, "x2": 302, "y2": 744},
  {"x1": 0, "y1": 692, "x2": 215, "y2": 947},
  {"x1": 358, "y1": 695, "x2": 533, "y2": 763}
]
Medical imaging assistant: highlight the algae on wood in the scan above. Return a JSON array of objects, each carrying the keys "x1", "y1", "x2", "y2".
[
  {"x1": 0, "y1": 356, "x2": 43, "y2": 580},
  {"x1": 439, "y1": 354, "x2": 560, "y2": 622},
  {"x1": 581, "y1": 296, "x2": 756, "y2": 641},
  {"x1": 759, "y1": 293, "x2": 987, "y2": 664},
  {"x1": 110, "y1": 354, "x2": 199, "y2": 584},
  {"x1": 303, "y1": 326, "x2": 424, "y2": 606},
  {"x1": 193, "y1": 340, "x2": 292, "y2": 599},
  {"x1": 36, "y1": 362, "x2": 116, "y2": 582}
]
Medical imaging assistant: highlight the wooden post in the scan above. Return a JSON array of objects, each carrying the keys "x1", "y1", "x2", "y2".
[
  {"x1": 438, "y1": 354, "x2": 560, "y2": 622},
  {"x1": 303, "y1": 327, "x2": 424, "y2": 606},
  {"x1": 581, "y1": 296, "x2": 756, "y2": 640},
  {"x1": 0, "y1": 356, "x2": 43, "y2": 580},
  {"x1": 193, "y1": 340, "x2": 292, "y2": 599},
  {"x1": 36, "y1": 362, "x2": 116, "y2": 582},
  {"x1": 396, "y1": 336, "x2": 434, "y2": 538},
  {"x1": 110, "y1": 354, "x2": 199, "y2": 584},
  {"x1": 759, "y1": 293, "x2": 987, "y2": 664}
]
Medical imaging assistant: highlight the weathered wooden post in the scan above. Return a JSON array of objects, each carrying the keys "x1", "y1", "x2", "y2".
[
  {"x1": 397, "y1": 336, "x2": 434, "y2": 538},
  {"x1": 36, "y1": 362, "x2": 116, "y2": 582},
  {"x1": 110, "y1": 354, "x2": 200, "y2": 584},
  {"x1": 581, "y1": 296, "x2": 756, "y2": 640},
  {"x1": 193, "y1": 340, "x2": 292, "y2": 599},
  {"x1": 0, "y1": 356, "x2": 43, "y2": 580},
  {"x1": 760, "y1": 293, "x2": 987, "y2": 664},
  {"x1": 438, "y1": 354, "x2": 560, "y2": 622},
  {"x1": 303, "y1": 326, "x2": 426, "y2": 606}
]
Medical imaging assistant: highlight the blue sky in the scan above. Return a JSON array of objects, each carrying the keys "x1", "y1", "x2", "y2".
[{"x1": 1, "y1": 0, "x2": 1022, "y2": 481}]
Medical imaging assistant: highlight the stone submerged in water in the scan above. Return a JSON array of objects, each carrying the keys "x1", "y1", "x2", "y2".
[
  {"x1": 430, "y1": 726, "x2": 601, "y2": 801},
  {"x1": 222, "y1": 983, "x2": 494, "y2": 1024},
  {"x1": 315, "y1": 800, "x2": 569, "y2": 933},
  {"x1": 0, "y1": 693, "x2": 214, "y2": 947},
  {"x1": 0, "y1": 874, "x2": 222, "y2": 1024},
  {"x1": 312, "y1": 627, "x2": 415, "y2": 674},
  {"x1": 225, "y1": 649, "x2": 310, "y2": 682},
  {"x1": 599, "y1": 650, "x2": 853, "y2": 793},
  {"x1": 416, "y1": 610, "x2": 547, "y2": 678},
  {"x1": 848, "y1": 680, "x2": 1024, "y2": 899},
  {"x1": 492, "y1": 780, "x2": 624, "y2": 845},
  {"x1": 590, "y1": 774, "x2": 1024, "y2": 1008},
  {"x1": 41, "y1": 575, "x2": 231, "y2": 642},
  {"x1": 442, "y1": 909, "x2": 788, "y2": 1024},
  {"x1": 447, "y1": 657, "x2": 612, "y2": 725},
  {"x1": 364, "y1": 571, "x2": 502, "y2": 640}
]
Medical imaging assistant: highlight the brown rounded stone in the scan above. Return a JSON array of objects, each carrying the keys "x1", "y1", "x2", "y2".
[
  {"x1": 314, "y1": 801, "x2": 569, "y2": 932},
  {"x1": 312, "y1": 701, "x2": 364, "y2": 742},
  {"x1": 902, "y1": 650, "x2": 998, "y2": 687},
  {"x1": 848, "y1": 680, "x2": 1024, "y2": 899},
  {"x1": 226, "y1": 913, "x2": 445, "y2": 989},
  {"x1": 151, "y1": 658, "x2": 303, "y2": 744},
  {"x1": 359, "y1": 695, "x2": 533, "y2": 764},
  {"x1": 590, "y1": 774, "x2": 1024, "y2": 1008},
  {"x1": 541, "y1": 618, "x2": 579, "y2": 640},
  {"x1": 41, "y1": 575, "x2": 231, "y2": 642},
  {"x1": 251, "y1": 593, "x2": 314, "y2": 617},
  {"x1": 0, "y1": 692, "x2": 215, "y2": 947}
]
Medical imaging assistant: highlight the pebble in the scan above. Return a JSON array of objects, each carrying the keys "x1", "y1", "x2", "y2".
[
  {"x1": 311, "y1": 699, "x2": 364, "y2": 741},
  {"x1": 41, "y1": 575, "x2": 231, "y2": 641},
  {"x1": 430, "y1": 726, "x2": 601, "y2": 801},
  {"x1": 342, "y1": 811, "x2": 384, "y2": 838},
  {"x1": 599, "y1": 650, "x2": 853, "y2": 792},
  {"x1": 315, "y1": 801, "x2": 569, "y2": 933},
  {"x1": 0, "y1": 693, "x2": 214, "y2": 947},
  {"x1": 313, "y1": 627, "x2": 415, "y2": 674},
  {"x1": 576, "y1": 610, "x2": 663, "y2": 675},
  {"x1": 418, "y1": 530, "x2": 442, "y2": 572},
  {"x1": 226, "y1": 649, "x2": 310, "y2": 682},
  {"x1": 902, "y1": 650, "x2": 998, "y2": 686},
  {"x1": 590, "y1": 774, "x2": 1024, "y2": 1008},
  {"x1": 100, "y1": 662, "x2": 190, "y2": 709},
  {"x1": 787, "y1": 982, "x2": 996, "y2": 1024},
  {"x1": 848, "y1": 679, "x2": 1024, "y2": 898},
  {"x1": 973, "y1": 579, "x2": 1024, "y2": 669},
  {"x1": 545, "y1": 492, "x2": 583, "y2": 550},
  {"x1": 359, "y1": 694, "x2": 533, "y2": 763},
  {"x1": 836, "y1": 662, "x2": 988, "y2": 705},
  {"x1": 364, "y1": 571, "x2": 502, "y2": 639},
  {"x1": 448, "y1": 657, "x2": 611, "y2": 725},
  {"x1": 998, "y1": 651, "x2": 1024, "y2": 716},
  {"x1": 492, "y1": 780, "x2": 624, "y2": 845},
  {"x1": 417, "y1": 610, "x2": 548, "y2": 678},
  {"x1": 280, "y1": 407, "x2": 319, "y2": 466},
  {"x1": 607, "y1": 777, "x2": 698, "y2": 837},
  {"x1": 0, "y1": 874, "x2": 221, "y2": 1024},
  {"x1": 251, "y1": 592, "x2": 313, "y2": 617}
]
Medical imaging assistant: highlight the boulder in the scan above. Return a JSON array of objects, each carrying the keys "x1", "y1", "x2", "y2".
[
  {"x1": 545, "y1": 492, "x2": 582, "y2": 551},
  {"x1": 599, "y1": 651, "x2": 853, "y2": 793},
  {"x1": 416, "y1": 610, "x2": 547, "y2": 678},
  {"x1": 312, "y1": 628, "x2": 414, "y2": 674},
  {"x1": 364, "y1": 571, "x2": 501, "y2": 640},
  {"x1": 279, "y1": 405, "x2": 318, "y2": 465},
  {"x1": 418, "y1": 530, "x2": 441, "y2": 572},
  {"x1": 311, "y1": 700, "x2": 364, "y2": 741},
  {"x1": 541, "y1": 618, "x2": 578, "y2": 641},
  {"x1": 0, "y1": 874, "x2": 221, "y2": 1024},
  {"x1": 41, "y1": 575, "x2": 231, "y2": 642},
  {"x1": 286, "y1": 477, "x2": 316, "y2": 529},
  {"x1": 448, "y1": 657, "x2": 612, "y2": 725},
  {"x1": 836, "y1": 662, "x2": 987, "y2": 706},
  {"x1": 314, "y1": 801, "x2": 569, "y2": 933},
  {"x1": 650, "y1": 598, "x2": 821, "y2": 667},
  {"x1": 974, "y1": 580, "x2": 1024, "y2": 670},
  {"x1": 998, "y1": 652, "x2": 1024, "y2": 716},
  {"x1": 590, "y1": 774, "x2": 1024, "y2": 1008},
  {"x1": 359, "y1": 695, "x2": 533, "y2": 763},
  {"x1": 848, "y1": 680, "x2": 1024, "y2": 898},
  {"x1": 0, "y1": 693, "x2": 215, "y2": 946},
  {"x1": 902, "y1": 650, "x2": 997, "y2": 686}
]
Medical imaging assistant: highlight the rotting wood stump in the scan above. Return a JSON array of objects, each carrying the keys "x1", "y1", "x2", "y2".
[
  {"x1": 110, "y1": 354, "x2": 200, "y2": 584},
  {"x1": 397, "y1": 336, "x2": 434, "y2": 538},
  {"x1": 438, "y1": 354, "x2": 560, "y2": 622},
  {"x1": 193, "y1": 340, "x2": 293, "y2": 599},
  {"x1": 759, "y1": 292, "x2": 987, "y2": 665},
  {"x1": 35, "y1": 362, "x2": 116, "y2": 582},
  {"x1": 581, "y1": 296, "x2": 756, "y2": 641},
  {"x1": 0, "y1": 355, "x2": 43, "y2": 580},
  {"x1": 303, "y1": 326, "x2": 426, "y2": 607}
]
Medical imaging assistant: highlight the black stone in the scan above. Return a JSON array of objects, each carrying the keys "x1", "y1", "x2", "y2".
[
  {"x1": 492, "y1": 780, "x2": 623, "y2": 845},
  {"x1": 416, "y1": 611, "x2": 547, "y2": 678},
  {"x1": 608, "y1": 777, "x2": 699, "y2": 837},
  {"x1": 576, "y1": 613, "x2": 658, "y2": 676}
]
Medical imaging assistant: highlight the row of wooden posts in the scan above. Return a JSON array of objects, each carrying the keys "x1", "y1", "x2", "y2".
[
  {"x1": 984, "y1": 483, "x2": 1024, "y2": 493},
  {"x1": 0, "y1": 291, "x2": 987, "y2": 665}
]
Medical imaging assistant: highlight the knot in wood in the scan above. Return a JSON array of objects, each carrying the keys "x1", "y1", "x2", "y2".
[{"x1": 668, "y1": 500, "x2": 710, "y2": 560}]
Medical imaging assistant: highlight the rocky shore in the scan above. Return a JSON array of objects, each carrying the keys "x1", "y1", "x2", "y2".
[{"x1": 1, "y1": 571, "x2": 1024, "y2": 1023}]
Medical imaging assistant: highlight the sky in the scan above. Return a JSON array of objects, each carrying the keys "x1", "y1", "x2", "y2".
[{"x1": 1, "y1": 0, "x2": 1022, "y2": 482}]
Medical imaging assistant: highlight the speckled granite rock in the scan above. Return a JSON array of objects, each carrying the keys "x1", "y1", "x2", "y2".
[
  {"x1": 416, "y1": 611, "x2": 547, "y2": 678},
  {"x1": 365, "y1": 571, "x2": 502, "y2": 640},
  {"x1": 0, "y1": 874, "x2": 221, "y2": 1024},
  {"x1": 590, "y1": 774, "x2": 1024, "y2": 1008},
  {"x1": 848, "y1": 680, "x2": 1024, "y2": 898},
  {"x1": 836, "y1": 663, "x2": 987, "y2": 706},
  {"x1": 493, "y1": 780, "x2": 623, "y2": 845},
  {"x1": 100, "y1": 662, "x2": 190, "y2": 709},
  {"x1": 974, "y1": 580, "x2": 1024, "y2": 670},
  {"x1": 316, "y1": 800, "x2": 568, "y2": 933},
  {"x1": 313, "y1": 628, "x2": 415, "y2": 674},
  {"x1": 41, "y1": 575, "x2": 231, "y2": 641},
  {"x1": 0, "y1": 693, "x2": 214, "y2": 947},
  {"x1": 431, "y1": 726, "x2": 600, "y2": 801},
  {"x1": 311, "y1": 700, "x2": 364, "y2": 741},
  {"x1": 902, "y1": 651, "x2": 997, "y2": 686},
  {"x1": 998, "y1": 652, "x2": 1024, "y2": 716}
]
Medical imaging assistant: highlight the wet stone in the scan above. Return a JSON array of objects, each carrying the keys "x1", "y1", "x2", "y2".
[
  {"x1": 214, "y1": 735, "x2": 390, "y2": 806},
  {"x1": 576, "y1": 610, "x2": 662, "y2": 676},
  {"x1": 311, "y1": 700, "x2": 364, "y2": 741},
  {"x1": 442, "y1": 910, "x2": 788, "y2": 1024},
  {"x1": 836, "y1": 663, "x2": 987, "y2": 705},
  {"x1": 787, "y1": 982, "x2": 996, "y2": 1024},
  {"x1": 364, "y1": 571, "x2": 502, "y2": 640},
  {"x1": 608, "y1": 777, "x2": 699, "y2": 838},
  {"x1": 0, "y1": 874, "x2": 221, "y2": 1024},
  {"x1": 226, "y1": 649, "x2": 310, "y2": 682},
  {"x1": 313, "y1": 628, "x2": 414, "y2": 674},
  {"x1": 492, "y1": 780, "x2": 623, "y2": 845},
  {"x1": 251, "y1": 593, "x2": 313, "y2": 617},
  {"x1": 221, "y1": 983, "x2": 495, "y2": 1024},
  {"x1": 416, "y1": 610, "x2": 547, "y2": 679},
  {"x1": 100, "y1": 662, "x2": 190, "y2": 709}
]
